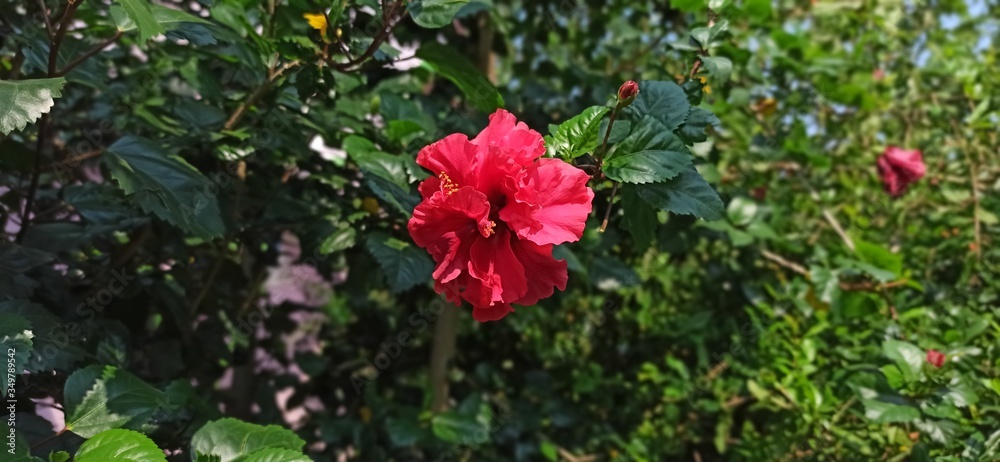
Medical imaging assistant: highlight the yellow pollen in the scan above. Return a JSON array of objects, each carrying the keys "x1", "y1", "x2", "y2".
[
  {"x1": 483, "y1": 220, "x2": 496, "y2": 237},
  {"x1": 438, "y1": 172, "x2": 459, "y2": 196}
]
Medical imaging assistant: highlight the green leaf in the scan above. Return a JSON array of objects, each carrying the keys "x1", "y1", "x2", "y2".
[
  {"x1": 112, "y1": 0, "x2": 166, "y2": 42},
  {"x1": 625, "y1": 80, "x2": 691, "y2": 130},
  {"x1": 589, "y1": 257, "x2": 640, "y2": 290},
  {"x1": 379, "y1": 92, "x2": 435, "y2": 142},
  {"x1": 635, "y1": 167, "x2": 724, "y2": 220},
  {"x1": 944, "y1": 380, "x2": 979, "y2": 408},
  {"x1": 49, "y1": 451, "x2": 70, "y2": 462},
  {"x1": 0, "y1": 78, "x2": 66, "y2": 135},
  {"x1": 386, "y1": 417, "x2": 426, "y2": 447},
  {"x1": 366, "y1": 232, "x2": 434, "y2": 293},
  {"x1": 344, "y1": 136, "x2": 411, "y2": 189},
  {"x1": 431, "y1": 411, "x2": 489, "y2": 445},
  {"x1": 677, "y1": 107, "x2": 720, "y2": 144},
  {"x1": 621, "y1": 185, "x2": 657, "y2": 249},
  {"x1": 366, "y1": 175, "x2": 421, "y2": 215},
  {"x1": 102, "y1": 136, "x2": 225, "y2": 239},
  {"x1": 64, "y1": 365, "x2": 166, "y2": 438},
  {"x1": 0, "y1": 313, "x2": 33, "y2": 398},
  {"x1": 744, "y1": 0, "x2": 773, "y2": 20},
  {"x1": 880, "y1": 365, "x2": 905, "y2": 389},
  {"x1": 882, "y1": 340, "x2": 924, "y2": 383},
  {"x1": 0, "y1": 244, "x2": 53, "y2": 274},
  {"x1": 857, "y1": 387, "x2": 920, "y2": 423},
  {"x1": 0, "y1": 300, "x2": 85, "y2": 371},
  {"x1": 909, "y1": 443, "x2": 931, "y2": 462},
  {"x1": 700, "y1": 56, "x2": 733, "y2": 82},
  {"x1": 237, "y1": 448, "x2": 312, "y2": 462},
  {"x1": 191, "y1": 418, "x2": 305, "y2": 462},
  {"x1": 547, "y1": 106, "x2": 610, "y2": 159},
  {"x1": 74, "y1": 429, "x2": 166, "y2": 462},
  {"x1": 111, "y1": 3, "x2": 210, "y2": 32},
  {"x1": 540, "y1": 441, "x2": 559, "y2": 461},
  {"x1": 604, "y1": 117, "x2": 692, "y2": 184},
  {"x1": 854, "y1": 240, "x2": 903, "y2": 277},
  {"x1": 984, "y1": 429, "x2": 1000, "y2": 459},
  {"x1": 409, "y1": 0, "x2": 471, "y2": 28},
  {"x1": 318, "y1": 225, "x2": 356, "y2": 255},
  {"x1": 417, "y1": 43, "x2": 503, "y2": 112}
]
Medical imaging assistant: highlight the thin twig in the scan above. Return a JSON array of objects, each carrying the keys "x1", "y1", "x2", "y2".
[
  {"x1": 556, "y1": 446, "x2": 597, "y2": 462},
  {"x1": 20, "y1": 0, "x2": 79, "y2": 241},
  {"x1": 30, "y1": 427, "x2": 67, "y2": 450},
  {"x1": 599, "y1": 182, "x2": 619, "y2": 233},
  {"x1": 595, "y1": 107, "x2": 619, "y2": 167},
  {"x1": 327, "y1": 0, "x2": 406, "y2": 71},
  {"x1": 760, "y1": 249, "x2": 810, "y2": 277},
  {"x1": 16, "y1": 115, "x2": 48, "y2": 243},
  {"x1": 42, "y1": 149, "x2": 103, "y2": 171},
  {"x1": 36, "y1": 0, "x2": 55, "y2": 41},
  {"x1": 48, "y1": 0, "x2": 81, "y2": 75},
  {"x1": 223, "y1": 59, "x2": 299, "y2": 130},
  {"x1": 190, "y1": 254, "x2": 226, "y2": 317},
  {"x1": 839, "y1": 279, "x2": 909, "y2": 292},
  {"x1": 55, "y1": 31, "x2": 123, "y2": 77},
  {"x1": 822, "y1": 208, "x2": 855, "y2": 252},
  {"x1": 952, "y1": 120, "x2": 982, "y2": 261}
]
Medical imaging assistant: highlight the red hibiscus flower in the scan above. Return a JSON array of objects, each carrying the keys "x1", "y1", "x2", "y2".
[
  {"x1": 407, "y1": 109, "x2": 594, "y2": 322},
  {"x1": 877, "y1": 146, "x2": 926, "y2": 197},
  {"x1": 926, "y1": 349, "x2": 946, "y2": 368}
]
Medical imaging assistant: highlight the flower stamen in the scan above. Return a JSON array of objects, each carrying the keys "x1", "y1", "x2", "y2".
[
  {"x1": 482, "y1": 220, "x2": 496, "y2": 237},
  {"x1": 439, "y1": 172, "x2": 459, "y2": 196}
]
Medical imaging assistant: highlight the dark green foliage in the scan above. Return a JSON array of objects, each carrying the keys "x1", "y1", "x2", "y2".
[{"x1": 0, "y1": 0, "x2": 997, "y2": 461}]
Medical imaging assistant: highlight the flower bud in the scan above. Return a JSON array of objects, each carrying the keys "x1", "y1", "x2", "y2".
[
  {"x1": 926, "y1": 349, "x2": 945, "y2": 368},
  {"x1": 617, "y1": 80, "x2": 638, "y2": 108}
]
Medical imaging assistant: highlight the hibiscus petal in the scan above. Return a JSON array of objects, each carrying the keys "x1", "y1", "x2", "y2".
[
  {"x1": 509, "y1": 239, "x2": 568, "y2": 306},
  {"x1": 500, "y1": 158, "x2": 594, "y2": 246},
  {"x1": 472, "y1": 303, "x2": 515, "y2": 322},
  {"x1": 417, "y1": 176, "x2": 441, "y2": 200},
  {"x1": 467, "y1": 227, "x2": 528, "y2": 308},
  {"x1": 877, "y1": 156, "x2": 902, "y2": 196},
  {"x1": 408, "y1": 187, "x2": 491, "y2": 283},
  {"x1": 885, "y1": 147, "x2": 926, "y2": 179},
  {"x1": 878, "y1": 147, "x2": 925, "y2": 197},
  {"x1": 472, "y1": 109, "x2": 545, "y2": 166},
  {"x1": 417, "y1": 133, "x2": 480, "y2": 191},
  {"x1": 475, "y1": 146, "x2": 523, "y2": 207}
]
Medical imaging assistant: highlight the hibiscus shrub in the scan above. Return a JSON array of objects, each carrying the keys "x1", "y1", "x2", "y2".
[{"x1": 1, "y1": 0, "x2": 998, "y2": 461}]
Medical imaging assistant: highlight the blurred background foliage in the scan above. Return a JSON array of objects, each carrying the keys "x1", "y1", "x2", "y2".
[{"x1": 0, "y1": 0, "x2": 998, "y2": 460}]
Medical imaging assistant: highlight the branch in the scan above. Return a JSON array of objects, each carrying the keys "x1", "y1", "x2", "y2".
[
  {"x1": 822, "y1": 208, "x2": 855, "y2": 252},
  {"x1": 20, "y1": 0, "x2": 79, "y2": 242},
  {"x1": 952, "y1": 119, "x2": 982, "y2": 261},
  {"x1": 599, "y1": 182, "x2": 619, "y2": 233},
  {"x1": 223, "y1": 59, "x2": 299, "y2": 130},
  {"x1": 16, "y1": 115, "x2": 48, "y2": 243},
  {"x1": 760, "y1": 249, "x2": 810, "y2": 277},
  {"x1": 55, "y1": 31, "x2": 123, "y2": 77},
  {"x1": 839, "y1": 279, "x2": 909, "y2": 292},
  {"x1": 36, "y1": 0, "x2": 55, "y2": 41},
  {"x1": 429, "y1": 304, "x2": 459, "y2": 413},
  {"x1": 329, "y1": 0, "x2": 406, "y2": 71},
  {"x1": 47, "y1": 0, "x2": 81, "y2": 75}
]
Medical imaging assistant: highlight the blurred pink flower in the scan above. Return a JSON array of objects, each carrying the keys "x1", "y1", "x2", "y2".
[
  {"x1": 926, "y1": 349, "x2": 945, "y2": 368},
  {"x1": 877, "y1": 146, "x2": 925, "y2": 197}
]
